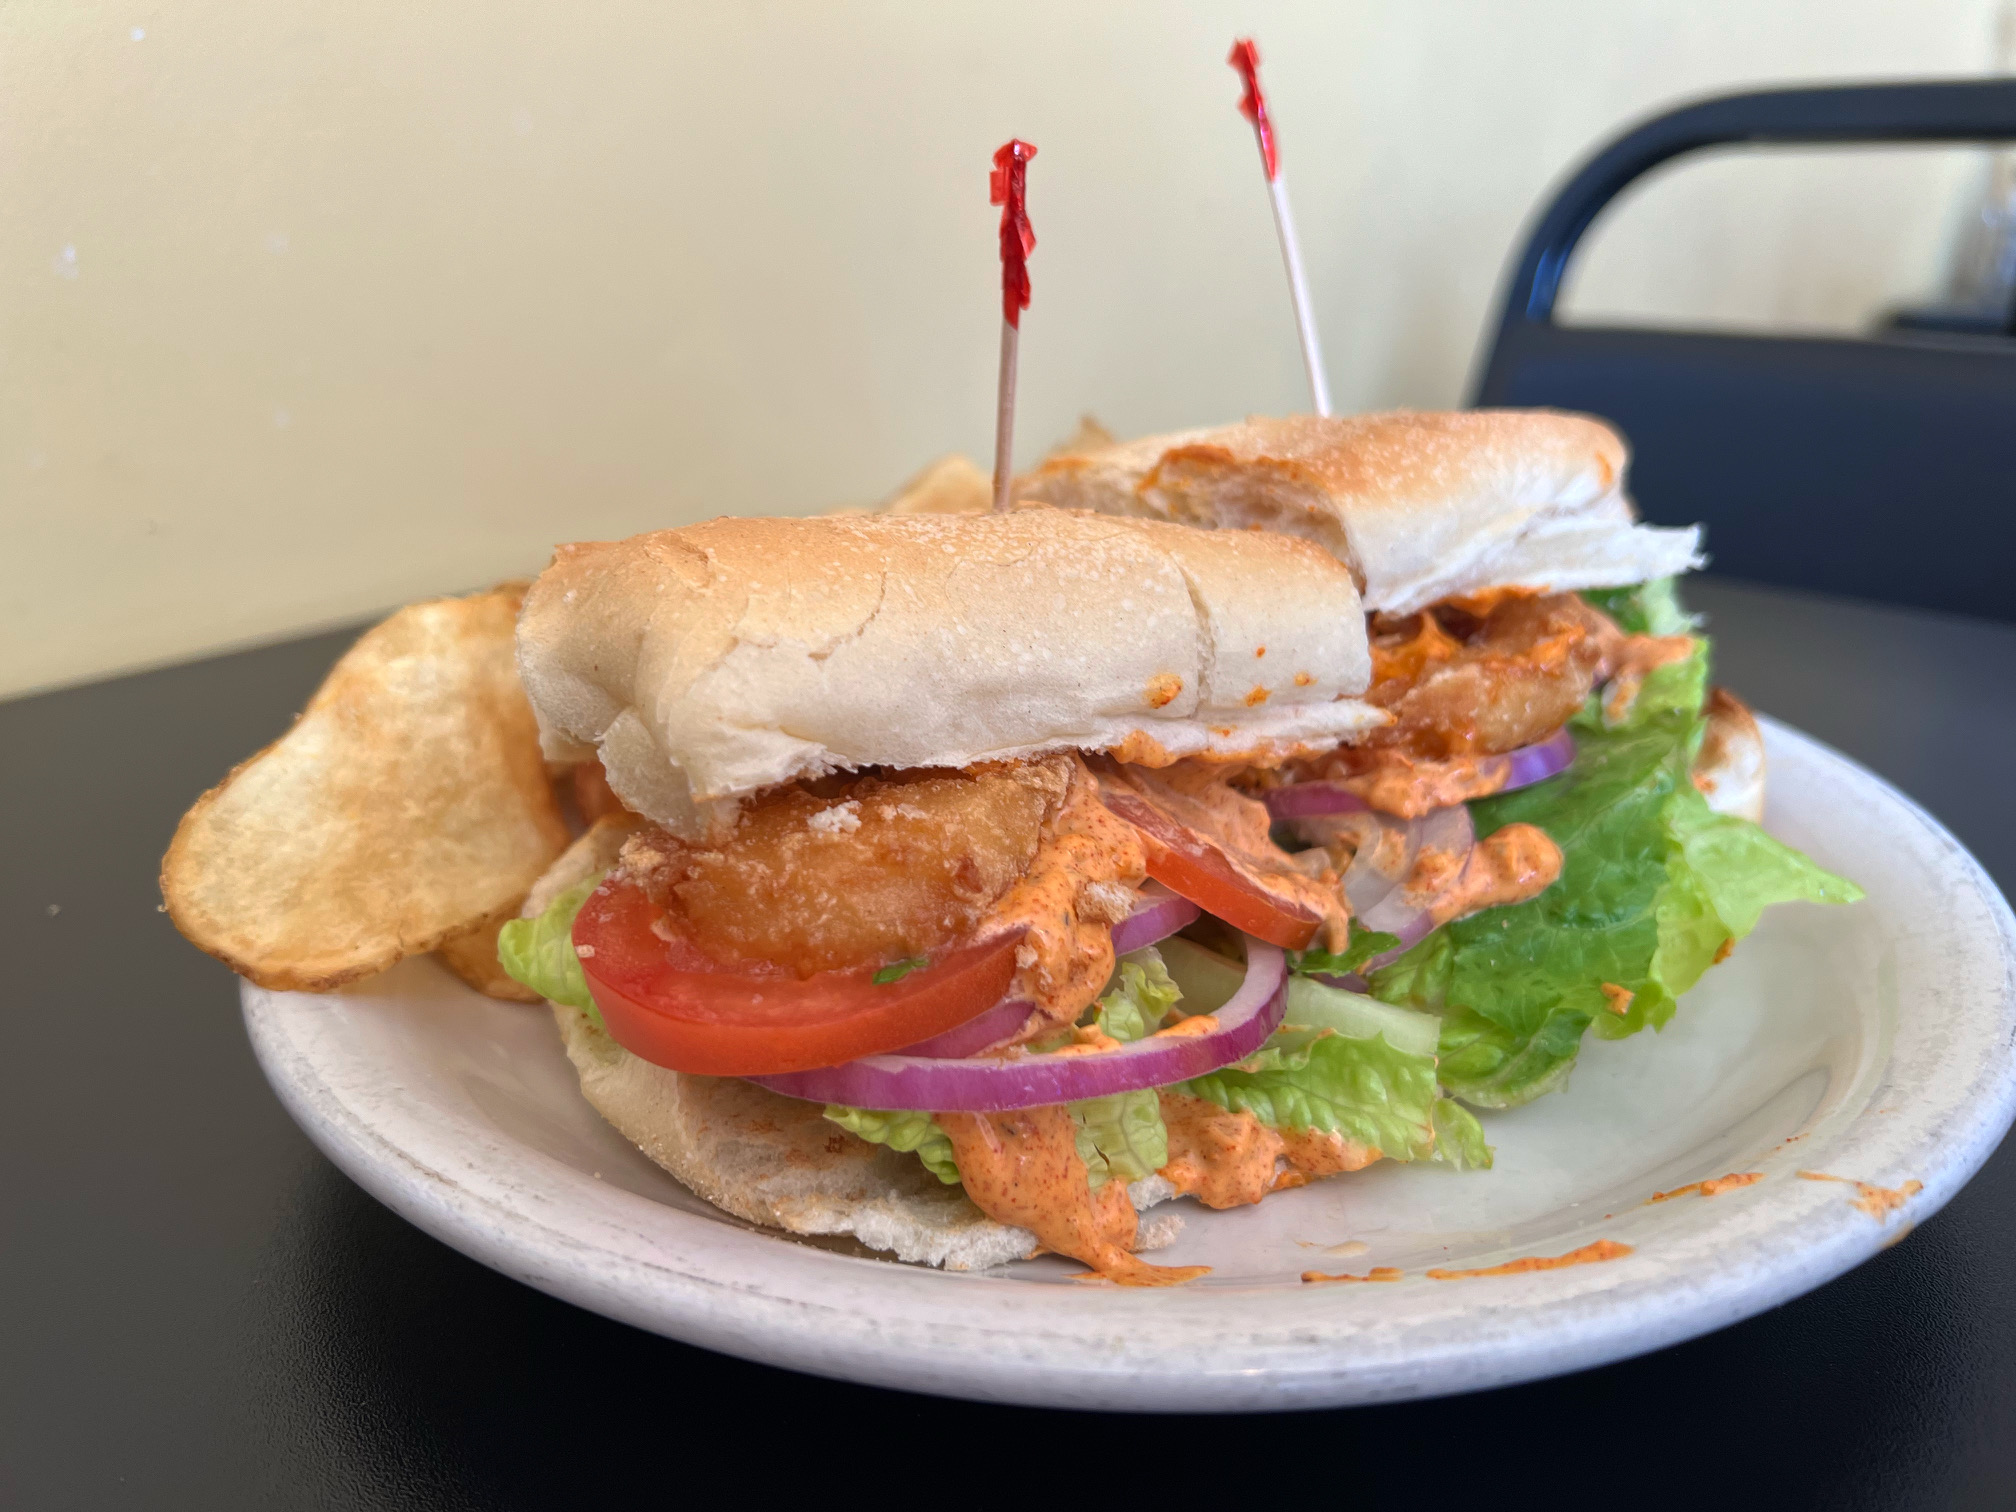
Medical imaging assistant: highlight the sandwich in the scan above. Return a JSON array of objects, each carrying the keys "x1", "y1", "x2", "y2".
[
  {"x1": 162, "y1": 410, "x2": 1859, "y2": 1287},
  {"x1": 491, "y1": 505, "x2": 1616, "y2": 1283},
  {"x1": 1015, "y1": 408, "x2": 1860, "y2": 1107}
]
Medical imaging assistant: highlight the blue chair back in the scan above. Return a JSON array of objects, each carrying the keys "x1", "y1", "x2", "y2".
[{"x1": 1474, "y1": 80, "x2": 2016, "y2": 620}]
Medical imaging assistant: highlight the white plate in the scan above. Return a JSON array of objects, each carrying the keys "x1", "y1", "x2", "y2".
[{"x1": 243, "y1": 718, "x2": 2016, "y2": 1411}]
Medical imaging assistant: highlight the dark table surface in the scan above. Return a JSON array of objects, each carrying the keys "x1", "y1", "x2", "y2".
[{"x1": 7, "y1": 575, "x2": 2016, "y2": 1510}]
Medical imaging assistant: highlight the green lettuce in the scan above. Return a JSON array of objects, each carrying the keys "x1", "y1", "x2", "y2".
[
  {"x1": 496, "y1": 876, "x2": 602, "y2": 1020},
  {"x1": 1071, "y1": 1090, "x2": 1169, "y2": 1186},
  {"x1": 1181, "y1": 1027, "x2": 1443, "y2": 1163},
  {"x1": 1368, "y1": 594, "x2": 1861, "y2": 1110},
  {"x1": 1290, "y1": 929, "x2": 1402, "y2": 980},
  {"x1": 1283, "y1": 975, "x2": 1441, "y2": 1058},
  {"x1": 1582, "y1": 576, "x2": 1696, "y2": 637},
  {"x1": 1430, "y1": 1098, "x2": 1493, "y2": 1170},
  {"x1": 822, "y1": 1106, "x2": 961, "y2": 1184},
  {"x1": 823, "y1": 1092, "x2": 1170, "y2": 1191},
  {"x1": 1083, "y1": 948, "x2": 1182, "y2": 1043}
]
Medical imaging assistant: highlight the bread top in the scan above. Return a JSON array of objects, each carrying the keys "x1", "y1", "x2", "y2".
[
  {"x1": 1016, "y1": 409, "x2": 1703, "y2": 615},
  {"x1": 517, "y1": 509, "x2": 1381, "y2": 837}
]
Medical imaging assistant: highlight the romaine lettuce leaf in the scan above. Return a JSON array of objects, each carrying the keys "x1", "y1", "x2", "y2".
[
  {"x1": 496, "y1": 876, "x2": 602, "y2": 1019},
  {"x1": 1608, "y1": 642, "x2": 1710, "y2": 728},
  {"x1": 1290, "y1": 929, "x2": 1402, "y2": 979},
  {"x1": 822, "y1": 1106, "x2": 961, "y2": 1185},
  {"x1": 1083, "y1": 947, "x2": 1181, "y2": 1043},
  {"x1": 1369, "y1": 620, "x2": 1860, "y2": 1109},
  {"x1": 1071, "y1": 1090, "x2": 1169, "y2": 1186},
  {"x1": 1582, "y1": 577, "x2": 1696, "y2": 637},
  {"x1": 823, "y1": 1092, "x2": 1169, "y2": 1190},
  {"x1": 1430, "y1": 1097, "x2": 1493, "y2": 1170},
  {"x1": 1283, "y1": 975, "x2": 1441, "y2": 1058},
  {"x1": 1180, "y1": 1027, "x2": 1441, "y2": 1163}
]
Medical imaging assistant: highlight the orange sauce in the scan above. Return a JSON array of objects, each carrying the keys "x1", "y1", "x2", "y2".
[
  {"x1": 1413, "y1": 822, "x2": 1563, "y2": 927},
  {"x1": 981, "y1": 756, "x2": 1148, "y2": 1035},
  {"x1": 1157, "y1": 1091, "x2": 1381, "y2": 1210},
  {"x1": 1301, "y1": 1267, "x2": 1404, "y2": 1285},
  {"x1": 1369, "y1": 611, "x2": 1465, "y2": 689},
  {"x1": 1648, "y1": 1171, "x2": 1763, "y2": 1203},
  {"x1": 1317, "y1": 750, "x2": 1512, "y2": 818},
  {"x1": 937, "y1": 1107, "x2": 1210, "y2": 1286},
  {"x1": 1797, "y1": 1171, "x2": 1922, "y2": 1220},
  {"x1": 1426, "y1": 1239, "x2": 1633, "y2": 1280}
]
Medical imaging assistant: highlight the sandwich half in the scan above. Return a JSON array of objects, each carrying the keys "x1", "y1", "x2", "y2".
[
  {"x1": 1016, "y1": 410, "x2": 1859, "y2": 1108},
  {"x1": 1016, "y1": 408, "x2": 1703, "y2": 615},
  {"x1": 498, "y1": 509, "x2": 1576, "y2": 1282}
]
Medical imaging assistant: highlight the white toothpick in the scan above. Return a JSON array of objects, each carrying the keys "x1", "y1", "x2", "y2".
[
  {"x1": 1231, "y1": 39, "x2": 1331, "y2": 416},
  {"x1": 1266, "y1": 173, "x2": 1331, "y2": 416},
  {"x1": 992, "y1": 318, "x2": 1019, "y2": 513}
]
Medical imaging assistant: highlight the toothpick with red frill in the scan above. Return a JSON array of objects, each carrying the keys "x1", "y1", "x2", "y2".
[
  {"x1": 1229, "y1": 39, "x2": 1331, "y2": 415},
  {"x1": 989, "y1": 138, "x2": 1037, "y2": 512}
]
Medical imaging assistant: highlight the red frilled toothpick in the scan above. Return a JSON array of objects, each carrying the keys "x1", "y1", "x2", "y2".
[
  {"x1": 1229, "y1": 39, "x2": 1331, "y2": 415},
  {"x1": 989, "y1": 138, "x2": 1037, "y2": 512}
]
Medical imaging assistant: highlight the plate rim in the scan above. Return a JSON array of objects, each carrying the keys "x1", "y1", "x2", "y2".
[{"x1": 242, "y1": 716, "x2": 2016, "y2": 1411}]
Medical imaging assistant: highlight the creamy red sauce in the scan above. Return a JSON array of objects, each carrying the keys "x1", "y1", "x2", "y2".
[
  {"x1": 1311, "y1": 750, "x2": 1512, "y2": 818},
  {"x1": 1648, "y1": 1171, "x2": 1763, "y2": 1203},
  {"x1": 1797, "y1": 1170, "x2": 1922, "y2": 1220},
  {"x1": 1425, "y1": 1239, "x2": 1633, "y2": 1280},
  {"x1": 1301, "y1": 1267, "x2": 1403, "y2": 1285},
  {"x1": 981, "y1": 756, "x2": 1148, "y2": 1036},
  {"x1": 1157, "y1": 1091, "x2": 1381, "y2": 1210},
  {"x1": 937, "y1": 1107, "x2": 1210, "y2": 1286},
  {"x1": 1405, "y1": 822, "x2": 1562, "y2": 927}
]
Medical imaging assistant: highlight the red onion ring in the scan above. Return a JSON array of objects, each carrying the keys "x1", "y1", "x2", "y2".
[
  {"x1": 1261, "y1": 729, "x2": 1576, "y2": 820},
  {"x1": 892, "y1": 885, "x2": 1201, "y2": 1059},
  {"x1": 892, "y1": 996, "x2": 1039, "y2": 1060},
  {"x1": 1301, "y1": 804, "x2": 1477, "y2": 989},
  {"x1": 1109, "y1": 883, "x2": 1201, "y2": 956},
  {"x1": 746, "y1": 938, "x2": 1288, "y2": 1111},
  {"x1": 1503, "y1": 727, "x2": 1576, "y2": 790},
  {"x1": 1264, "y1": 783, "x2": 1371, "y2": 820},
  {"x1": 1350, "y1": 804, "x2": 1475, "y2": 937}
]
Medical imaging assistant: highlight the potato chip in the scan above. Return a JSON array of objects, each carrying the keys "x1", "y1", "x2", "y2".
[
  {"x1": 162, "y1": 585, "x2": 570, "y2": 991},
  {"x1": 875, "y1": 454, "x2": 990, "y2": 515}
]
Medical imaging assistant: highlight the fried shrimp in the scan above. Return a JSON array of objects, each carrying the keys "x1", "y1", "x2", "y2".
[{"x1": 1355, "y1": 592, "x2": 1620, "y2": 760}]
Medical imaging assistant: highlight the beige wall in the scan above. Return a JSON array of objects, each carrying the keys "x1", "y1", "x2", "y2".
[{"x1": 2, "y1": 0, "x2": 2000, "y2": 697}]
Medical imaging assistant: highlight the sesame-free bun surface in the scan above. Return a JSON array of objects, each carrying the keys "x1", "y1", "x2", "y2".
[
  {"x1": 517, "y1": 509, "x2": 1380, "y2": 835},
  {"x1": 1017, "y1": 409, "x2": 1703, "y2": 615}
]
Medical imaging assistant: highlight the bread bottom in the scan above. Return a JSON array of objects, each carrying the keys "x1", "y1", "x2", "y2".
[{"x1": 552, "y1": 1004, "x2": 1181, "y2": 1271}]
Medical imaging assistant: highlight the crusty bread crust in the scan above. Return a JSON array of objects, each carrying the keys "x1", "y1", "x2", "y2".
[
  {"x1": 517, "y1": 509, "x2": 1382, "y2": 836},
  {"x1": 1015, "y1": 410, "x2": 1703, "y2": 615}
]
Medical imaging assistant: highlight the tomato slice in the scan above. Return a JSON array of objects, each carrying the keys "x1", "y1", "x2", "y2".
[
  {"x1": 1097, "y1": 785, "x2": 1322, "y2": 951},
  {"x1": 572, "y1": 878, "x2": 1024, "y2": 1076}
]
